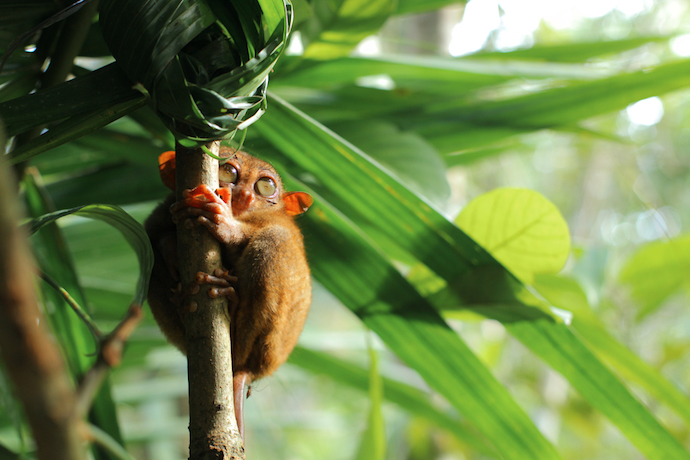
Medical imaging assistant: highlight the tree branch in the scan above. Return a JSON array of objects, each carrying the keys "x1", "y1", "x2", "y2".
[
  {"x1": 75, "y1": 304, "x2": 143, "y2": 420},
  {"x1": 175, "y1": 141, "x2": 244, "y2": 459},
  {"x1": 0, "y1": 153, "x2": 86, "y2": 460}
]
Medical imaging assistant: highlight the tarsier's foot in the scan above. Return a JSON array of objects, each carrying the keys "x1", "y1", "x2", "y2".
[
  {"x1": 195, "y1": 268, "x2": 239, "y2": 311},
  {"x1": 169, "y1": 268, "x2": 238, "y2": 313},
  {"x1": 169, "y1": 282, "x2": 200, "y2": 312}
]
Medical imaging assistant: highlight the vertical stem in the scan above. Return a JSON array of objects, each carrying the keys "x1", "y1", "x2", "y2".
[
  {"x1": 0, "y1": 153, "x2": 86, "y2": 460},
  {"x1": 175, "y1": 141, "x2": 244, "y2": 459}
]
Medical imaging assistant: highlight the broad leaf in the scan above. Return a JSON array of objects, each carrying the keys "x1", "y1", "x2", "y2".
[{"x1": 456, "y1": 188, "x2": 570, "y2": 284}]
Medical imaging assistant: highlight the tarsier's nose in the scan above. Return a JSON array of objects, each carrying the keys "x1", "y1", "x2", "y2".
[{"x1": 232, "y1": 188, "x2": 253, "y2": 214}]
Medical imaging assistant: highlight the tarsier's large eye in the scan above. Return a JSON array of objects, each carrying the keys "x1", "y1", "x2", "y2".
[
  {"x1": 255, "y1": 177, "x2": 277, "y2": 197},
  {"x1": 219, "y1": 164, "x2": 238, "y2": 184}
]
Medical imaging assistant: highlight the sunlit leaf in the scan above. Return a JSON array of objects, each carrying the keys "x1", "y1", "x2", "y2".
[
  {"x1": 299, "y1": 0, "x2": 396, "y2": 60},
  {"x1": 455, "y1": 188, "x2": 571, "y2": 284}
]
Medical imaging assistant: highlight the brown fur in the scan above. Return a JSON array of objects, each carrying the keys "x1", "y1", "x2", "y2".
[{"x1": 145, "y1": 149, "x2": 312, "y2": 433}]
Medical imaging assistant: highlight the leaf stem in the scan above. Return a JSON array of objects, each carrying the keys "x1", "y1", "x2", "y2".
[
  {"x1": 86, "y1": 424, "x2": 137, "y2": 460},
  {"x1": 38, "y1": 270, "x2": 103, "y2": 342}
]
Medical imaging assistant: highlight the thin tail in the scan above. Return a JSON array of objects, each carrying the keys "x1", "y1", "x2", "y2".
[{"x1": 233, "y1": 370, "x2": 250, "y2": 442}]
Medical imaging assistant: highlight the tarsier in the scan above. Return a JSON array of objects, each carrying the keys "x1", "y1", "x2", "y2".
[{"x1": 145, "y1": 147, "x2": 313, "y2": 439}]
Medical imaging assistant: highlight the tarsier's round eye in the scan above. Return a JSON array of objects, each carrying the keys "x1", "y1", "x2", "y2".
[
  {"x1": 255, "y1": 177, "x2": 277, "y2": 197},
  {"x1": 219, "y1": 164, "x2": 238, "y2": 184}
]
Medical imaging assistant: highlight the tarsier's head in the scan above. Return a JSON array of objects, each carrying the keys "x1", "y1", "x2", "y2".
[
  {"x1": 217, "y1": 148, "x2": 285, "y2": 216},
  {"x1": 158, "y1": 148, "x2": 312, "y2": 217}
]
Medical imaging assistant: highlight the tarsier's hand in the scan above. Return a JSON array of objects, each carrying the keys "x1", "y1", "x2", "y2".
[{"x1": 170, "y1": 185, "x2": 236, "y2": 245}]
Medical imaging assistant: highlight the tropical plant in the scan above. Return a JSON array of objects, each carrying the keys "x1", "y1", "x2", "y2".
[{"x1": 0, "y1": 0, "x2": 689, "y2": 459}]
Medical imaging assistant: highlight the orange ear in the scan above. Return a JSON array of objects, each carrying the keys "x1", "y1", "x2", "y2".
[
  {"x1": 158, "y1": 151, "x2": 176, "y2": 191},
  {"x1": 283, "y1": 191, "x2": 313, "y2": 216}
]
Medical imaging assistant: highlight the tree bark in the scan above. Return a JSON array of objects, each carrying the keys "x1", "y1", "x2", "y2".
[
  {"x1": 0, "y1": 153, "x2": 86, "y2": 460},
  {"x1": 175, "y1": 141, "x2": 244, "y2": 459}
]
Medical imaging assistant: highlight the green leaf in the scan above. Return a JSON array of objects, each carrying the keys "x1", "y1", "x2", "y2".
[
  {"x1": 394, "y1": 0, "x2": 465, "y2": 15},
  {"x1": 534, "y1": 274, "x2": 690, "y2": 427},
  {"x1": 276, "y1": 55, "x2": 515, "y2": 89},
  {"x1": 46, "y1": 163, "x2": 167, "y2": 210},
  {"x1": 506, "y1": 320, "x2": 690, "y2": 460},
  {"x1": 0, "y1": 63, "x2": 141, "y2": 137},
  {"x1": 299, "y1": 0, "x2": 396, "y2": 60},
  {"x1": 254, "y1": 96, "x2": 688, "y2": 459},
  {"x1": 288, "y1": 189, "x2": 562, "y2": 460},
  {"x1": 26, "y1": 204, "x2": 153, "y2": 306},
  {"x1": 455, "y1": 188, "x2": 571, "y2": 284},
  {"x1": 287, "y1": 346, "x2": 497, "y2": 456},
  {"x1": 411, "y1": 58, "x2": 690, "y2": 151},
  {"x1": 258, "y1": 100, "x2": 563, "y2": 459},
  {"x1": 354, "y1": 340, "x2": 386, "y2": 460},
  {"x1": 619, "y1": 234, "x2": 690, "y2": 318},
  {"x1": 8, "y1": 97, "x2": 147, "y2": 165},
  {"x1": 257, "y1": 94, "x2": 488, "y2": 277},
  {"x1": 99, "y1": 0, "x2": 292, "y2": 145},
  {"x1": 256, "y1": 95, "x2": 558, "y2": 322},
  {"x1": 474, "y1": 36, "x2": 671, "y2": 62},
  {"x1": 327, "y1": 120, "x2": 450, "y2": 207}
]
